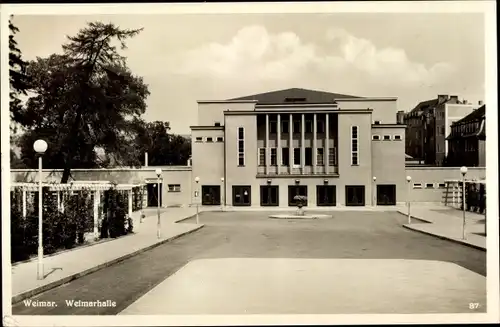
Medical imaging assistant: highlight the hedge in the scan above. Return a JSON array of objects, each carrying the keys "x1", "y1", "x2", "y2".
[{"x1": 10, "y1": 186, "x2": 131, "y2": 263}]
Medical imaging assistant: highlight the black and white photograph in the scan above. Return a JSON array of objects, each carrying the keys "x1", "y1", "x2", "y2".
[{"x1": 1, "y1": 1, "x2": 498, "y2": 326}]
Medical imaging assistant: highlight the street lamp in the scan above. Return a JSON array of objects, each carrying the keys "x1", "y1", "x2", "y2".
[
  {"x1": 195, "y1": 176, "x2": 200, "y2": 224},
  {"x1": 155, "y1": 168, "x2": 162, "y2": 239},
  {"x1": 33, "y1": 139, "x2": 47, "y2": 280},
  {"x1": 220, "y1": 177, "x2": 225, "y2": 211},
  {"x1": 372, "y1": 176, "x2": 377, "y2": 207},
  {"x1": 460, "y1": 166, "x2": 468, "y2": 239},
  {"x1": 406, "y1": 176, "x2": 412, "y2": 225}
]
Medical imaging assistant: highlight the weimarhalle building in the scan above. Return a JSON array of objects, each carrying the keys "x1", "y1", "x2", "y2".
[
  {"x1": 11, "y1": 88, "x2": 486, "y2": 209},
  {"x1": 190, "y1": 88, "x2": 407, "y2": 207}
]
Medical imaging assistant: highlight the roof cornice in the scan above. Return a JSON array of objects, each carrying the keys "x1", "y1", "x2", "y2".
[{"x1": 197, "y1": 100, "x2": 258, "y2": 104}]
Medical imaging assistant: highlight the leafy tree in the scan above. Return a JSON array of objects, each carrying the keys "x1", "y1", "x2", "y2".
[
  {"x1": 9, "y1": 16, "x2": 30, "y2": 134},
  {"x1": 15, "y1": 22, "x2": 150, "y2": 182},
  {"x1": 136, "y1": 121, "x2": 191, "y2": 166}
]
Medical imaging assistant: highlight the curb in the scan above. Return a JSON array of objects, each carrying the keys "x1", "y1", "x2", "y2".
[
  {"x1": 402, "y1": 224, "x2": 486, "y2": 252},
  {"x1": 11, "y1": 225, "x2": 205, "y2": 304},
  {"x1": 175, "y1": 213, "x2": 202, "y2": 223},
  {"x1": 396, "y1": 211, "x2": 433, "y2": 224}
]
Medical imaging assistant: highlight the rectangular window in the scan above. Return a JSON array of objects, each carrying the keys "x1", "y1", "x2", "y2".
[
  {"x1": 317, "y1": 121, "x2": 325, "y2": 133},
  {"x1": 167, "y1": 184, "x2": 181, "y2": 192},
  {"x1": 305, "y1": 148, "x2": 313, "y2": 166},
  {"x1": 425, "y1": 183, "x2": 434, "y2": 188},
  {"x1": 329, "y1": 147, "x2": 336, "y2": 166},
  {"x1": 216, "y1": 137, "x2": 224, "y2": 142},
  {"x1": 260, "y1": 185, "x2": 279, "y2": 206},
  {"x1": 351, "y1": 126, "x2": 359, "y2": 165},
  {"x1": 281, "y1": 147, "x2": 290, "y2": 166},
  {"x1": 270, "y1": 121, "x2": 277, "y2": 134},
  {"x1": 383, "y1": 135, "x2": 391, "y2": 141},
  {"x1": 317, "y1": 148, "x2": 324, "y2": 165},
  {"x1": 305, "y1": 120, "x2": 313, "y2": 133},
  {"x1": 372, "y1": 135, "x2": 380, "y2": 140},
  {"x1": 214, "y1": 122, "x2": 221, "y2": 127},
  {"x1": 413, "y1": 183, "x2": 422, "y2": 189},
  {"x1": 438, "y1": 183, "x2": 446, "y2": 189},
  {"x1": 237, "y1": 127, "x2": 245, "y2": 166},
  {"x1": 293, "y1": 121, "x2": 300, "y2": 134},
  {"x1": 258, "y1": 148, "x2": 266, "y2": 166},
  {"x1": 206, "y1": 137, "x2": 213, "y2": 142},
  {"x1": 195, "y1": 137, "x2": 203, "y2": 142},
  {"x1": 374, "y1": 120, "x2": 381, "y2": 125},
  {"x1": 293, "y1": 148, "x2": 301, "y2": 165},
  {"x1": 270, "y1": 148, "x2": 277, "y2": 166},
  {"x1": 282, "y1": 121, "x2": 289, "y2": 133},
  {"x1": 393, "y1": 135, "x2": 402, "y2": 140}
]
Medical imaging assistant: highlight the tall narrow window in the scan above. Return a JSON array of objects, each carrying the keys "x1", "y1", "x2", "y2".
[
  {"x1": 258, "y1": 148, "x2": 266, "y2": 166},
  {"x1": 281, "y1": 120, "x2": 289, "y2": 133},
  {"x1": 305, "y1": 148, "x2": 313, "y2": 165},
  {"x1": 270, "y1": 148, "x2": 277, "y2": 166},
  {"x1": 317, "y1": 148, "x2": 324, "y2": 165},
  {"x1": 305, "y1": 120, "x2": 313, "y2": 133},
  {"x1": 329, "y1": 147, "x2": 336, "y2": 166},
  {"x1": 351, "y1": 126, "x2": 359, "y2": 165},
  {"x1": 270, "y1": 121, "x2": 277, "y2": 134},
  {"x1": 281, "y1": 147, "x2": 290, "y2": 166},
  {"x1": 293, "y1": 120, "x2": 300, "y2": 134},
  {"x1": 293, "y1": 148, "x2": 301, "y2": 165},
  {"x1": 238, "y1": 127, "x2": 245, "y2": 166}
]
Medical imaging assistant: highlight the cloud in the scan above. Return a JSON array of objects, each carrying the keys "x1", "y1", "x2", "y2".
[{"x1": 168, "y1": 25, "x2": 455, "y2": 90}]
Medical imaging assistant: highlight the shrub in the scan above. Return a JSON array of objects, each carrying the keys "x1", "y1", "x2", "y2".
[{"x1": 104, "y1": 188, "x2": 127, "y2": 238}]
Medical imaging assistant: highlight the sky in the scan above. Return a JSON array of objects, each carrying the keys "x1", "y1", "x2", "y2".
[{"x1": 13, "y1": 12, "x2": 485, "y2": 134}]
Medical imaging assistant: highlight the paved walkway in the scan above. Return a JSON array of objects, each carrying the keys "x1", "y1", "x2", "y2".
[
  {"x1": 11, "y1": 207, "x2": 202, "y2": 303},
  {"x1": 397, "y1": 205, "x2": 486, "y2": 250}
]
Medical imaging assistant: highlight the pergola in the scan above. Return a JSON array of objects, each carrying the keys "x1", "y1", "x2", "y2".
[{"x1": 11, "y1": 181, "x2": 146, "y2": 239}]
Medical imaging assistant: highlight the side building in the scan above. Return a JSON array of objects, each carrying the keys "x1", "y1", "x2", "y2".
[
  {"x1": 403, "y1": 95, "x2": 481, "y2": 166},
  {"x1": 190, "y1": 88, "x2": 407, "y2": 208},
  {"x1": 446, "y1": 104, "x2": 486, "y2": 167}
]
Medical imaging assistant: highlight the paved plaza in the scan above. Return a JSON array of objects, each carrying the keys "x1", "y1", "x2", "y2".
[{"x1": 12, "y1": 210, "x2": 486, "y2": 315}]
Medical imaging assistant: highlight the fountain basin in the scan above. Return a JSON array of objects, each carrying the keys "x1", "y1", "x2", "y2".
[{"x1": 269, "y1": 213, "x2": 333, "y2": 219}]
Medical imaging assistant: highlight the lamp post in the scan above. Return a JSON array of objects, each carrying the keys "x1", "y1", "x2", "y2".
[
  {"x1": 34, "y1": 139, "x2": 47, "y2": 280},
  {"x1": 220, "y1": 177, "x2": 225, "y2": 211},
  {"x1": 372, "y1": 176, "x2": 377, "y2": 207},
  {"x1": 155, "y1": 168, "x2": 162, "y2": 239},
  {"x1": 195, "y1": 176, "x2": 200, "y2": 224},
  {"x1": 460, "y1": 166, "x2": 468, "y2": 239},
  {"x1": 406, "y1": 176, "x2": 412, "y2": 225}
]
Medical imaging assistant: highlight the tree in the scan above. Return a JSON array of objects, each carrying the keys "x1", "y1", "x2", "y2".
[
  {"x1": 9, "y1": 16, "x2": 30, "y2": 134},
  {"x1": 136, "y1": 121, "x2": 191, "y2": 166},
  {"x1": 15, "y1": 22, "x2": 150, "y2": 181}
]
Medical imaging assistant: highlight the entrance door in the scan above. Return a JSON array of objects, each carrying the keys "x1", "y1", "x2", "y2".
[
  {"x1": 317, "y1": 185, "x2": 336, "y2": 206},
  {"x1": 201, "y1": 185, "x2": 221, "y2": 206},
  {"x1": 147, "y1": 183, "x2": 162, "y2": 207},
  {"x1": 260, "y1": 186, "x2": 279, "y2": 206},
  {"x1": 232, "y1": 185, "x2": 251, "y2": 206},
  {"x1": 377, "y1": 184, "x2": 396, "y2": 205},
  {"x1": 345, "y1": 185, "x2": 365, "y2": 206},
  {"x1": 288, "y1": 185, "x2": 308, "y2": 206}
]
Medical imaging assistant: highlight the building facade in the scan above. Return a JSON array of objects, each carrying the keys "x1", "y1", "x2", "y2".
[
  {"x1": 190, "y1": 88, "x2": 408, "y2": 208},
  {"x1": 403, "y1": 95, "x2": 480, "y2": 166},
  {"x1": 446, "y1": 104, "x2": 486, "y2": 167}
]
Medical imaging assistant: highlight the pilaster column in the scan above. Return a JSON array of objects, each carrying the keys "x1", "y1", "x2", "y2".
[
  {"x1": 22, "y1": 189, "x2": 27, "y2": 218},
  {"x1": 277, "y1": 114, "x2": 281, "y2": 174},
  {"x1": 301, "y1": 113, "x2": 305, "y2": 173},
  {"x1": 289, "y1": 114, "x2": 293, "y2": 174},
  {"x1": 313, "y1": 113, "x2": 317, "y2": 174},
  {"x1": 128, "y1": 189, "x2": 133, "y2": 218},
  {"x1": 94, "y1": 190, "x2": 99, "y2": 239},
  {"x1": 325, "y1": 113, "x2": 330, "y2": 174},
  {"x1": 265, "y1": 114, "x2": 270, "y2": 175},
  {"x1": 56, "y1": 191, "x2": 60, "y2": 212}
]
